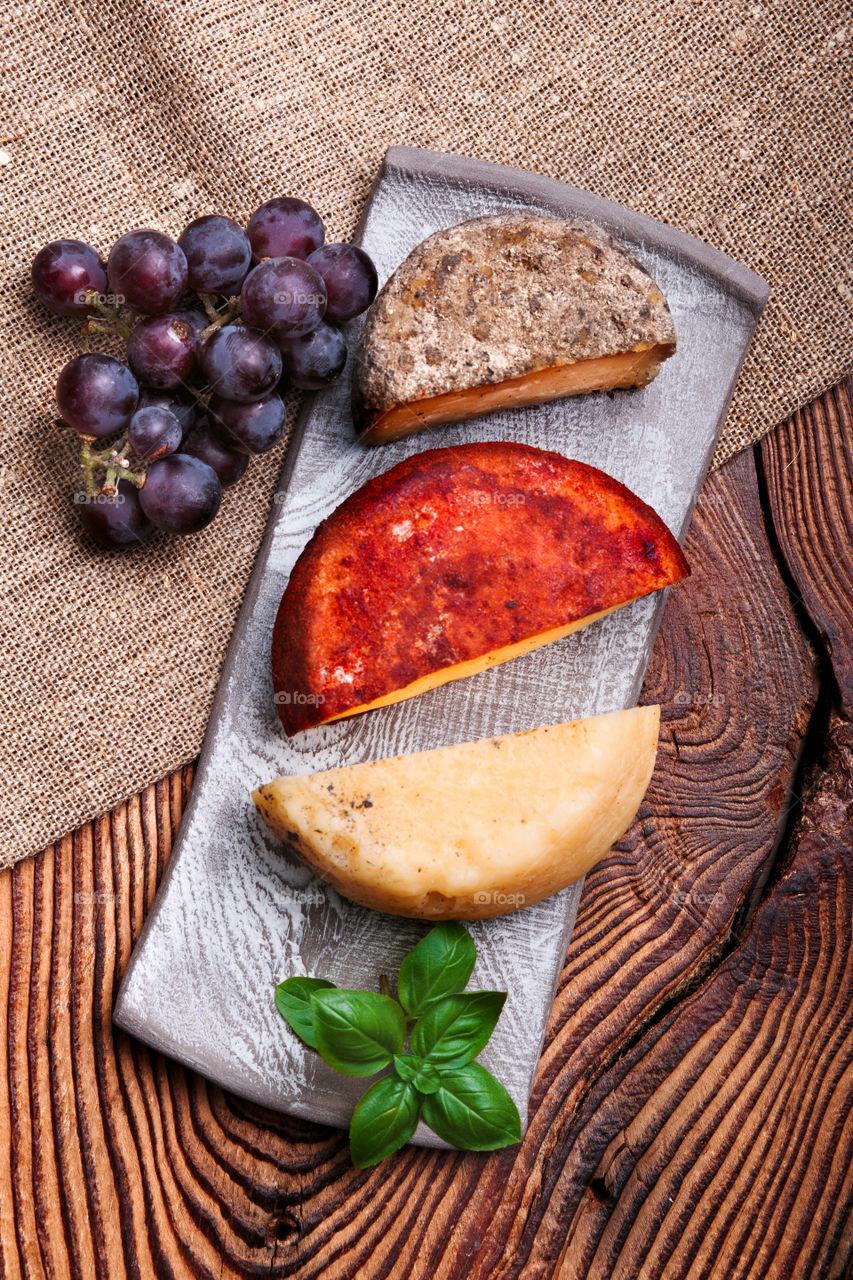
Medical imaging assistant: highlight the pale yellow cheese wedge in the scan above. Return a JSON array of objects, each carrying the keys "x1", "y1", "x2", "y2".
[{"x1": 253, "y1": 705, "x2": 660, "y2": 920}]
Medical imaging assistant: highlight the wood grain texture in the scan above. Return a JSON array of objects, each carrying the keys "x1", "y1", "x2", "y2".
[
  {"x1": 546, "y1": 711, "x2": 853, "y2": 1280},
  {"x1": 3, "y1": 380, "x2": 853, "y2": 1278},
  {"x1": 760, "y1": 377, "x2": 853, "y2": 716}
]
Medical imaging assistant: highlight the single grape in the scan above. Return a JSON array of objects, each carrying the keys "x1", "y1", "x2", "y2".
[
  {"x1": 107, "y1": 229, "x2": 187, "y2": 314},
  {"x1": 241, "y1": 258, "x2": 326, "y2": 341},
  {"x1": 127, "y1": 314, "x2": 198, "y2": 389},
  {"x1": 78, "y1": 479, "x2": 153, "y2": 548},
  {"x1": 182, "y1": 420, "x2": 249, "y2": 486},
  {"x1": 139, "y1": 454, "x2": 222, "y2": 534},
  {"x1": 246, "y1": 197, "x2": 324, "y2": 261},
  {"x1": 137, "y1": 388, "x2": 197, "y2": 436},
  {"x1": 32, "y1": 239, "x2": 108, "y2": 316},
  {"x1": 280, "y1": 322, "x2": 347, "y2": 389},
  {"x1": 56, "y1": 353, "x2": 138, "y2": 437},
  {"x1": 127, "y1": 405, "x2": 183, "y2": 459},
  {"x1": 208, "y1": 393, "x2": 286, "y2": 454},
  {"x1": 307, "y1": 243, "x2": 378, "y2": 323},
  {"x1": 199, "y1": 325, "x2": 282, "y2": 402},
  {"x1": 178, "y1": 215, "x2": 252, "y2": 294}
]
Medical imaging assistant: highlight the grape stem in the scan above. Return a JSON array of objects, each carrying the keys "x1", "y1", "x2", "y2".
[
  {"x1": 79, "y1": 435, "x2": 146, "y2": 496},
  {"x1": 82, "y1": 290, "x2": 133, "y2": 341},
  {"x1": 199, "y1": 295, "x2": 242, "y2": 341},
  {"x1": 199, "y1": 293, "x2": 221, "y2": 322},
  {"x1": 86, "y1": 318, "x2": 124, "y2": 341}
]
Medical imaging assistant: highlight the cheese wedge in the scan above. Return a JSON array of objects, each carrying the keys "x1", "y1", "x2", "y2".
[
  {"x1": 253, "y1": 705, "x2": 660, "y2": 920},
  {"x1": 352, "y1": 213, "x2": 676, "y2": 443},
  {"x1": 271, "y1": 442, "x2": 688, "y2": 735}
]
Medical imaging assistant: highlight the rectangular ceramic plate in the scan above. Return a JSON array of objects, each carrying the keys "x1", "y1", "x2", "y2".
[{"x1": 115, "y1": 147, "x2": 768, "y2": 1147}]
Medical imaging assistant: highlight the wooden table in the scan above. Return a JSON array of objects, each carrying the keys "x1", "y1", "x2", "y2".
[{"x1": 2, "y1": 380, "x2": 852, "y2": 1279}]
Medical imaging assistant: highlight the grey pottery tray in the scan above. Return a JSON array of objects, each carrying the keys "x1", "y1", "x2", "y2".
[{"x1": 114, "y1": 146, "x2": 769, "y2": 1147}]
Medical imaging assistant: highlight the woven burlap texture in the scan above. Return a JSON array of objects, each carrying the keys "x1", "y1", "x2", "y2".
[{"x1": 0, "y1": 0, "x2": 850, "y2": 869}]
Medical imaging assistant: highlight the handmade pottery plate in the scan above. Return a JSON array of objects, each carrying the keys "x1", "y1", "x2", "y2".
[{"x1": 114, "y1": 146, "x2": 768, "y2": 1146}]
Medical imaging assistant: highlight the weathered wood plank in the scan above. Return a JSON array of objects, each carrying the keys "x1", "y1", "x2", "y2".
[
  {"x1": 760, "y1": 377, "x2": 853, "y2": 713},
  {"x1": 112, "y1": 145, "x2": 770, "y2": 1134}
]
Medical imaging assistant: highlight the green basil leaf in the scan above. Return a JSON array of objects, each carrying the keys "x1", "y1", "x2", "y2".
[
  {"x1": 411, "y1": 991, "x2": 506, "y2": 1067},
  {"x1": 397, "y1": 923, "x2": 477, "y2": 1016},
  {"x1": 420, "y1": 1063, "x2": 522, "y2": 1151},
  {"x1": 392, "y1": 1054, "x2": 422, "y2": 1085},
  {"x1": 412, "y1": 1063, "x2": 442, "y2": 1095},
  {"x1": 274, "y1": 977, "x2": 336, "y2": 1049},
  {"x1": 309, "y1": 990, "x2": 406, "y2": 1076},
  {"x1": 393, "y1": 1054, "x2": 442, "y2": 1094},
  {"x1": 349, "y1": 1076, "x2": 422, "y2": 1168}
]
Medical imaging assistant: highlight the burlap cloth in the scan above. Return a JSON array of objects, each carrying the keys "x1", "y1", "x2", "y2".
[{"x1": 0, "y1": 0, "x2": 850, "y2": 870}]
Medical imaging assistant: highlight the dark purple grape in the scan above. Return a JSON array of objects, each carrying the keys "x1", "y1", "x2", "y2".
[
  {"x1": 199, "y1": 325, "x2": 282, "y2": 402},
  {"x1": 241, "y1": 258, "x2": 326, "y2": 341},
  {"x1": 78, "y1": 479, "x2": 153, "y2": 548},
  {"x1": 280, "y1": 322, "x2": 347, "y2": 389},
  {"x1": 127, "y1": 405, "x2": 183, "y2": 459},
  {"x1": 246, "y1": 197, "x2": 324, "y2": 262},
  {"x1": 307, "y1": 243, "x2": 378, "y2": 323},
  {"x1": 208, "y1": 393, "x2": 286, "y2": 455},
  {"x1": 182, "y1": 420, "x2": 249, "y2": 486},
  {"x1": 56, "y1": 353, "x2": 138, "y2": 437},
  {"x1": 127, "y1": 314, "x2": 198, "y2": 390},
  {"x1": 178, "y1": 215, "x2": 252, "y2": 294},
  {"x1": 32, "y1": 239, "x2": 108, "y2": 316},
  {"x1": 139, "y1": 454, "x2": 222, "y2": 534},
  {"x1": 137, "y1": 388, "x2": 197, "y2": 436},
  {"x1": 107, "y1": 229, "x2": 187, "y2": 314}
]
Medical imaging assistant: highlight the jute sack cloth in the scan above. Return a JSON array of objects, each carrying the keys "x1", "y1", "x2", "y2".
[{"x1": 0, "y1": 0, "x2": 850, "y2": 869}]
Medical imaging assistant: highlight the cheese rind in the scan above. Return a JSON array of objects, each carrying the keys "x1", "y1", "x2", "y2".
[
  {"x1": 353, "y1": 213, "x2": 676, "y2": 441},
  {"x1": 253, "y1": 705, "x2": 660, "y2": 920},
  {"x1": 359, "y1": 347, "x2": 670, "y2": 444}
]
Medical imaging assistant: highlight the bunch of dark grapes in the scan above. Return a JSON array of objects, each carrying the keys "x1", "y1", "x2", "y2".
[{"x1": 33, "y1": 200, "x2": 378, "y2": 548}]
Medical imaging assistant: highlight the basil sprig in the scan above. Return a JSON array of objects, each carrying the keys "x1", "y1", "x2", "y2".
[{"x1": 274, "y1": 922, "x2": 521, "y2": 1167}]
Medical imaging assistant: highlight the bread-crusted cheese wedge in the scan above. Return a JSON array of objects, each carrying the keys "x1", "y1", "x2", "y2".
[
  {"x1": 253, "y1": 705, "x2": 660, "y2": 920},
  {"x1": 271, "y1": 442, "x2": 688, "y2": 736},
  {"x1": 352, "y1": 213, "x2": 675, "y2": 443}
]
